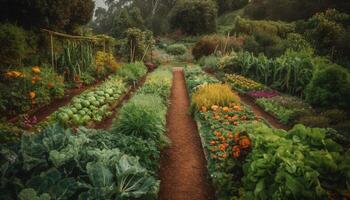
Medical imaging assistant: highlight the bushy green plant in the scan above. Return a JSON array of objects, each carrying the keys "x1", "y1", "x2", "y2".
[
  {"x1": 0, "y1": 66, "x2": 65, "y2": 116},
  {"x1": 220, "y1": 50, "x2": 314, "y2": 96},
  {"x1": 113, "y1": 94, "x2": 166, "y2": 142},
  {"x1": 0, "y1": 124, "x2": 159, "y2": 199},
  {"x1": 166, "y1": 44, "x2": 187, "y2": 55},
  {"x1": 169, "y1": 0, "x2": 217, "y2": 35},
  {"x1": 298, "y1": 9, "x2": 350, "y2": 69},
  {"x1": 0, "y1": 23, "x2": 35, "y2": 67},
  {"x1": 119, "y1": 28, "x2": 155, "y2": 62},
  {"x1": 137, "y1": 69, "x2": 172, "y2": 103},
  {"x1": 116, "y1": 61, "x2": 147, "y2": 83},
  {"x1": 305, "y1": 65, "x2": 350, "y2": 110},
  {"x1": 233, "y1": 16, "x2": 294, "y2": 38},
  {"x1": 192, "y1": 34, "x2": 244, "y2": 60},
  {"x1": 198, "y1": 55, "x2": 220, "y2": 72},
  {"x1": 216, "y1": 0, "x2": 249, "y2": 14}
]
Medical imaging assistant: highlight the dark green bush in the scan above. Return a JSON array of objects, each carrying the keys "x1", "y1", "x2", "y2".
[
  {"x1": 296, "y1": 115, "x2": 331, "y2": 128},
  {"x1": 0, "y1": 23, "x2": 34, "y2": 67},
  {"x1": 216, "y1": 0, "x2": 249, "y2": 14},
  {"x1": 166, "y1": 44, "x2": 187, "y2": 55},
  {"x1": 192, "y1": 35, "x2": 244, "y2": 59},
  {"x1": 169, "y1": 0, "x2": 217, "y2": 35},
  {"x1": 119, "y1": 28, "x2": 155, "y2": 62},
  {"x1": 305, "y1": 65, "x2": 350, "y2": 110}
]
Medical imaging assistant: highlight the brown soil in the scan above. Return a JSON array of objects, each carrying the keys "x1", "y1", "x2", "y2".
[
  {"x1": 158, "y1": 68, "x2": 215, "y2": 200},
  {"x1": 238, "y1": 93, "x2": 290, "y2": 130},
  {"x1": 93, "y1": 75, "x2": 148, "y2": 130}
]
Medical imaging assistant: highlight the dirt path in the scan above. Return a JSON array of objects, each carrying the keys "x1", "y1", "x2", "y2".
[
  {"x1": 159, "y1": 68, "x2": 215, "y2": 200},
  {"x1": 238, "y1": 94, "x2": 290, "y2": 130}
]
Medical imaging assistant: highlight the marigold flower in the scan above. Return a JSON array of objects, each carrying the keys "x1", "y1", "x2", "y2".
[
  {"x1": 240, "y1": 137, "x2": 251, "y2": 149},
  {"x1": 211, "y1": 105, "x2": 219, "y2": 111},
  {"x1": 48, "y1": 82, "x2": 54, "y2": 89},
  {"x1": 222, "y1": 107, "x2": 230, "y2": 112},
  {"x1": 210, "y1": 141, "x2": 217, "y2": 146},
  {"x1": 233, "y1": 105, "x2": 242, "y2": 111},
  {"x1": 227, "y1": 131, "x2": 233, "y2": 139},
  {"x1": 232, "y1": 145, "x2": 241, "y2": 158},
  {"x1": 29, "y1": 91, "x2": 36, "y2": 99},
  {"x1": 234, "y1": 132, "x2": 241, "y2": 143},
  {"x1": 32, "y1": 66, "x2": 41, "y2": 73},
  {"x1": 201, "y1": 106, "x2": 207, "y2": 112}
]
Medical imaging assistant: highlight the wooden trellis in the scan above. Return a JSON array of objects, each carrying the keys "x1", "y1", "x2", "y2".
[{"x1": 41, "y1": 29, "x2": 107, "y2": 69}]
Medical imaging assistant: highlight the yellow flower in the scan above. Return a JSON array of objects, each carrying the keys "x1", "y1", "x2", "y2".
[
  {"x1": 32, "y1": 66, "x2": 41, "y2": 74},
  {"x1": 5, "y1": 71, "x2": 23, "y2": 78},
  {"x1": 29, "y1": 91, "x2": 36, "y2": 99}
]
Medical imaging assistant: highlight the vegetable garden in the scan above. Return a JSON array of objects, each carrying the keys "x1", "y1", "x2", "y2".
[{"x1": 1, "y1": 0, "x2": 350, "y2": 200}]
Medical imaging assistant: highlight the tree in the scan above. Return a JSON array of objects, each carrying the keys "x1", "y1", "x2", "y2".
[
  {"x1": 0, "y1": 0, "x2": 95, "y2": 32},
  {"x1": 169, "y1": 0, "x2": 217, "y2": 35}
]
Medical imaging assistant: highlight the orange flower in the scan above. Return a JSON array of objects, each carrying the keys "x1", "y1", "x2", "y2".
[
  {"x1": 240, "y1": 137, "x2": 251, "y2": 149},
  {"x1": 210, "y1": 141, "x2": 217, "y2": 146},
  {"x1": 48, "y1": 82, "x2": 54, "y2": 89},
  {"x1": 213, "y1": 114, "x2": 220, "y2": 120},
  {"x1": 5, "y1": 71, "x2": 23, "y2": 78},
  {"x1": 233, "y1": 121, "x2": 239, "y2": 126},
  {"x1": 219, "y1": 144, "x2": 227, "y2": 151},
  {"x1": 232, "y1": 145, "x2": 241, "y2": 158},
  {"x1": 211, "y1": 105, "x2": 219, "y2": 111},
  {"x1": 31, "y1": 76, "x2": 42, "y2": 84},
  {"x1": 222, "y1": 107, "x2": 230, "y2": 112},
  {"x1": 224, "y1": 115, "x2": 229, "y2": 119},
  {"x1": 223, "y1": 121, "x2": 230, "y2": 125},
  {"x1": 220, "y1": 136, "x2": 226, "y2": 142},
  {"x1": 215, "y1": 131, "x2": 222, "y2": 137},
  {"x1": 29, "y1": 91, "x2": 36, "y2": 99},
  {"x1": 232, "y1": 115, "x2": 239, "y2": 120},
  {"x1": 221, "y1": 153, "x2": 228, "y2": 158},
  {"x1": 211, "y1": 155, "x2": 218, "y2": 159},
  {"x1": 201, "y1": 106, "x2": 207, "y2": 112},
  {"x1": 227, "y1": 131, "x2": 233, "y2": 139},
  {"x1": 233, "y1": 105, "x2": 242, "y2": 111},
  {"x1": 234, "y1": 132, "x2": 241, "y2": 143},
  {"x1": 32, "y1": 66, "x2": 41, "y2": 74}
]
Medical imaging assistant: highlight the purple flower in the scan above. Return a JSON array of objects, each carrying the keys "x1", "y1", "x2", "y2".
[{"x1": 247, "y1": 90, "x2": 279, "y2": 99}]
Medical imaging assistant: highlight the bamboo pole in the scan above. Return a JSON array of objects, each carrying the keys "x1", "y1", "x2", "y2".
[{"x1": 50, "y1": 33, "x2": 54, "y2": 69}]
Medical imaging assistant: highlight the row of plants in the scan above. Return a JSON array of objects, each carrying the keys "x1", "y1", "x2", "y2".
[
  {"x1": 184, "y1": 65, "x2": 350, "y2": 200},
  {"x1": 197, "y1": 51, "x2": 350, "y2": 137},
  {"x1": 223, "y1": 72, "x2": 350, "y2": 137},
  {"x1": 0, "y1": 62, "x2": 148, "y2": 144},
  {"x1": 48, "y1": 62, "x2": 148, "y2": 128},
  {"x1": 0, "y1": 66, "x2": 173, "y2": 200},
  {"x1": 0, "y1": 49, "x2": 121, "y2": 119}
]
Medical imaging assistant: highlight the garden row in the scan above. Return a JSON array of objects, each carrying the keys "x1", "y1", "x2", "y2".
[
  {"x1": 184, "y1": 65, "x2": 350, "y2": 200},
  {"x1": 0, "y1": 62, "x2": 149, "y2": 143},
  {"x1": 0, "y1": 66, "x2": 173, "y2": 199},
  {"x1": 197, "y1": 50, "x2": 350, "y2": 139}
]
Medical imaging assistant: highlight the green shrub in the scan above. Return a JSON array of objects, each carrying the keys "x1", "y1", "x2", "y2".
[
  {"x1": 233, "y1": 16, "x2": 294, "y2": 38},
  {"x1": 216, "y1": 0, "x2": 249, "y2": 14},
  {"x1": 321, "y1": 109, "x2": 348, "y2": 125},
  {"x1": 112, "y1": 94, "x2": 166, "y2": 142},
  {"x1": 198, "y1": 55, "x2": 220, "y2": 72},
  {"x1": 137, "y1": 69, "x2": 173, "y2": 103},
  {"x1": 192, "y1": 35, "x2": 244, "y2": 60},
  {"x1": 296, "y1": 115, "x2": 331, "y2": 128},
  {"x1": 119, "y1": 28, "x2": 155, "y2": 62},
  {"x1": 169, "y1": 0, "x2": 217, "y2": 35},
  {"x1": 166, "y1": 44, "x2": 187, "y2": 55},
  {"x1": 116, "y1": 61, "x2": 147, "y2": 83},
  {"x1": 305, "y1": 65, "x2": 350, "y2": 110},
  {"x1": 0, "y1": 23, "x2": 34, "y2": 67}
]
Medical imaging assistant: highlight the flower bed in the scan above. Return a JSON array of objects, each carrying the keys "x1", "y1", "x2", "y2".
[
  {"x1": 185, "y1": 65, "x2": 350, "y2": 200},
  {"x1": 225, "y1": 74, "x2": 264, "y2": 92}
]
